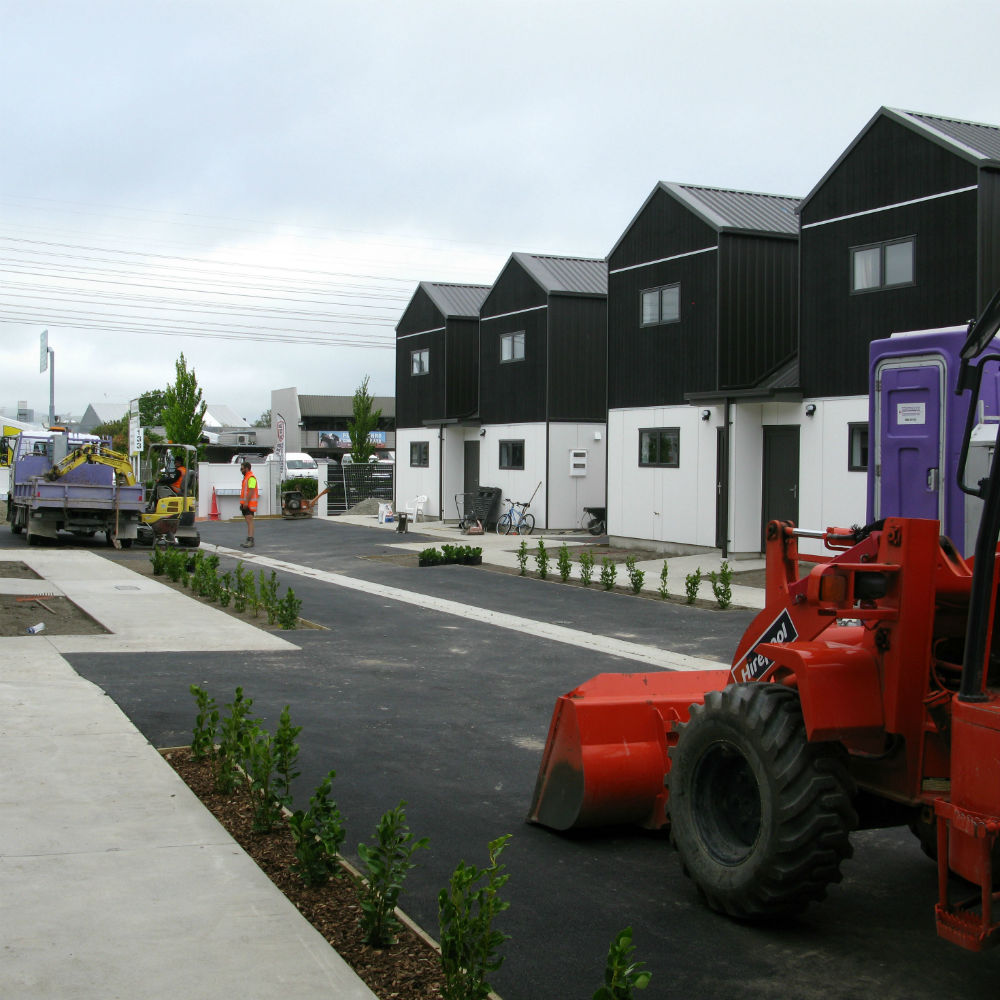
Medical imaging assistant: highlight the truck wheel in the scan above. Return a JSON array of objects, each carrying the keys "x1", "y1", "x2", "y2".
[{"x1": 668, "y1": 683, "x2": 856, "y2": 919}]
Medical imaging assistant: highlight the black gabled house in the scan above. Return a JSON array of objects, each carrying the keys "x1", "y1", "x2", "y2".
[
  {"x1": 607, "y1": 182, "x2": 800, "y2": 410},
  {"x1": 395, "y1": 281, "x2": 490, "y2": 429},
  {"x1": 799, "y1": 107, "x2": 1000, "y2": 398}
]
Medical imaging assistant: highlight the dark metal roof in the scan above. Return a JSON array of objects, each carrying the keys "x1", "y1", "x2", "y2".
[
  {"x1": 512, "y1": 252, "x2": 608, "y2": 296},
  {"x1": 420, "y1": 282, "x2": 491, "y2": 319},
  {"x1": 662, "y1": 183, "x2": 801, "y2": 235},
  {"x1": 298, "y1": 395, "x2": 396, "y2": 418},
  {"x1": 684, "y1": 356, "x2": 800, "y2": 404},
  {"x1": 800, "y1": 106, "x2": 1000, "y2": 210},
  {"x1": 892, "y1": 108, "x2": 1000, "y2": 163}
]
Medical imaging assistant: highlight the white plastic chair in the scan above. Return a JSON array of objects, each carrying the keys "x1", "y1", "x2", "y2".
[{"x1": 403, "y1": 494, "x2": 427, "y2": 522}]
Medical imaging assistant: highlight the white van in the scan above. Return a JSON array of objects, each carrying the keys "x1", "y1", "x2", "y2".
[{"x1": 265, "y1": 452, "x2": 320, "y2": 482}]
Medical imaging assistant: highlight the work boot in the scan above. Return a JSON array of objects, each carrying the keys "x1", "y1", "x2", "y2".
[{"x1": 240, "y1": 537, "x2": 255, "y2": 548}]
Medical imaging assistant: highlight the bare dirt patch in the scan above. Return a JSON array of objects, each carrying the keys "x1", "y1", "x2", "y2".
[
  {"x1": 0, "y1": 561, "x2": 41, "y2": 579},
  {"x1": 0, "y1": 593, "x2": 109, "y2": 637}
]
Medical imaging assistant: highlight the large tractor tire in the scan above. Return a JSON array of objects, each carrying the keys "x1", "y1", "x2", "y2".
[{"x1": 668, "y1": 683, "x2": 856, "y2": 919}]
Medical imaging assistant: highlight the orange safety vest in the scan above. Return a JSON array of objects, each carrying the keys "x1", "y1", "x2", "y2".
[{"x1": 240, "y1": 470, "x2": 258, "y2": 512}]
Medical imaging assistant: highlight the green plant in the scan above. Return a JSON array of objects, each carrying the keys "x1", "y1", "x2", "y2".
[
  {"x1": 289, "y1": 770, "x2": 347, "y2": 887},
  {"x1": 708, "y1": 560, "x2": 734, "y2": 610},
  {"x1": 189, "y1": 684, "x2": 219, "y2": 760},
  {"x1": 272, "y1": 705, "x2": 302, "y2": 807},
  {"x1": 240, "y1": 719, "x2": 284, "y2": 832},
  {"x1": 192, "y1": 553, "x2": 220, "y2": 599},
  {"x1": 516, "y1": 539, "x2": 528, "y2": 576},
  {"x1": 579, "y1": 549, "x2": 595, "y2": 586},
  {"x1": 439, "y1": 833, "x2": 512, "y2": 1000},
  {"x1": 357, "y1": 802, "x2": 429, "y2": 947},
  {"x1": 658, "y1": 560, "x2": 669, "y2": 599},
  {"x1": 215, "y1": 686, "x2": 254, "y2": 794},
  {"x1": 684, "y1": 567, "x2": 702, "y2": 604},
  {"x1": 601, "y1": 557, "x2": 617, "y2": 591},
  {"x1": 150, "y1": 546, "x2": 168, "y2": 576},
  {"x1": 233, "y1": 562, "x2": 251, "y2": 613},
  {"x1": 165, "y1": 547, "x2": 185, "y2": 583},
  {"x1": 557, "y1": 543, "x2": 572, "y2": 583},
  {"x1": 535, "y1": 538, "x2": 549, "y2": 580},
  {"x1": 419, "y1": 547, "x2": 443, "y2": 566},
  {"x1": 277, "y1": 587, "x2": 302, "y2": 630},
  {"x1": 218, "y1": 570, "x2": 233, "y2": 608},
  {"x1": 624, "y1": 555, "x2": 645, "y2": 595},
  {"x1": 593, "y1": 926, "x2": 652, "y2": 1000},
  {"x1": 259, "y1": 570, "x2": 279, "y2": 625}
]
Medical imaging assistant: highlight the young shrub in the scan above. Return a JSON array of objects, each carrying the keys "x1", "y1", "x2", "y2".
[
  {"x1": 259, "y1": 569, "x2": 279, "y2": 626},
  {"x1": 272, "y1": 704, "x2": 302, "y2": 808},
  {"x1": 516, "y1": 539, "x2": 529, "y2": 576},
  {"x1": 658, "y1": 560, "x2": 669, "y2": 599},
  {"x1": 557, "y1": 543, "x2": 572, "y2": 583},
  {"x1": 708, "y1": 560, "x2": 734, "y2": 610},
  {"x1": 593, "y1": 926, "x2": 652, "y2": 1000},
  {"x1": 215, "y1": 686, "x2": 254, "y2": 794},
  {"x1": 165, "y1": 547, "x2": 186, "y2": 583},
  {"x1": 534, "y1": 538, "x2": 549, "y2": 580},
  {"x1": 240, "y1": 719, "x2": 284, "y2": 832},
  {"x1": 233, "y1": 562, "x2": 250, "y2": 613},
  {"x1": 289, "y1": 770, "x2": 347, "y2": 887},
  {"x1": 218, "y1": 570, "x2": 233, "y2": 608},
  {"x1": 442, "y1": 543, "x2": 459, "y2": 564},
  {"x1": 357, "y1": 802, "x2": 430, "y2": 947},
  {"x1": 439, "y1": 833, "x2": 512, "y2": 1000},
  {"x1": 600, "y1": 557, "x2": 618, "y2": 592},
  {"x1": 418, "y1": 547, "x2": 443, "y2": 567},
  {"x1": 277, "y1": 587, "x2": 302, "y2": 630},
  {"x1": 579, "y1": 549, "x2": 595, "y2": 586},
  {"x1": 684, "y1": 567, "x2": 702, "y2": 605},
  {"x1": 189, "y1": 684, "x2": 219, "y2": 760},
  {"x1": 150, "y1": 546, "x2": 168, "y2": 576},
  {"x1": 624, "y1": 555, "x2": 645, "y2": 595}
]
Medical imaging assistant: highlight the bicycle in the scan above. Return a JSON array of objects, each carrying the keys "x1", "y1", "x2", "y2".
[{"x1": 496, "y1": 498, "x2": 535, "y2": 535}]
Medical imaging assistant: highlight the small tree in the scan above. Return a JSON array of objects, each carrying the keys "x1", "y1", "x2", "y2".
[
  {"x1": 253, "y1": 408, "x2": 271, "y2": 428},
  {"x1": 92, "y1": 415, "x2": 129, "y2": 453},
  {"x1": 162, "y1": 352, "x2": 207, "y2": 448},
  {"x1": 138, "y1": 389, "x2": 167, "y2": 428},
  {"x1": 347, "y1": 374, "x2": 382, "y2": 463}
]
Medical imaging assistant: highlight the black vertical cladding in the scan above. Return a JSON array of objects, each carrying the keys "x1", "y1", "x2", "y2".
[
  {"x1": 717, "y1": 234, "x2": 798, "y2": 390},
  {"x1": 547, "y1": 296, "x2": 608, "y2": 421},
  {"x1": 445, "y1": 317, "x2": 480, "y2": 418},
  {"x1": 798, "y1": 111, "x2": 991, "y2": 399},
  {"x1": 980, "y1": 169, "x2": 1000, "y2": 309},
  {"x1": 395, "y1": 286, "x2": 446, "y2": 429},
  {"x1": 607, "y1": 252, "x2": 719, "y2": 408}
]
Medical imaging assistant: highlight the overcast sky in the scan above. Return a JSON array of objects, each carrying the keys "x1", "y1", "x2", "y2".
[{"x1": 1, "y1": 0, "x2": 997, "y2": 425}]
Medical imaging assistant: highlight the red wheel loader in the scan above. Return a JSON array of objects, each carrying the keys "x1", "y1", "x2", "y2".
[{"x1": 528, "y1": 288, "x2": 1000, "y2": 952}]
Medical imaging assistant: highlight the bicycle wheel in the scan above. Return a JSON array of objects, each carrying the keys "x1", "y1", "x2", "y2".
[
  {"x1": 517, "y1": 513, "x2": 535, "y2": 535},
  {"x1": 496, "y1": 513, "x2": 513, "y2": 535}
]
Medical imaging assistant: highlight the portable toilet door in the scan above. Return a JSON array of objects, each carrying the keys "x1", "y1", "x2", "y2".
[{"x1": 872, "y1": 352, "x2": 947, "y2": 529}]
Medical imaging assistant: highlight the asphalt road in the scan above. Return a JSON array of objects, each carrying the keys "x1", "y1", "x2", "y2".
[{"x1": 7, "y1": 518, "x2": 998, "y2": 999}]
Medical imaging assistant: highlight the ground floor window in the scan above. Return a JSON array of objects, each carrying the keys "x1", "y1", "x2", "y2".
[
  {"x1": 410, "y1": 441, "x2": 429, "y2": 467},
  {"x1": 848, "y1": 422, "x2": 868, "y2": 471},
  {"x1": 639, "y1": 427, "x2": 679, "y2": 467},
  {"x1": 499, "y1": 439, "x2": 524, "y2": 470}
]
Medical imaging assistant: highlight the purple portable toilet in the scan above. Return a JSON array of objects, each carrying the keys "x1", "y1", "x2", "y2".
[{"x1": 868, "y1": 325, "x2": 1000, "y2": 555}]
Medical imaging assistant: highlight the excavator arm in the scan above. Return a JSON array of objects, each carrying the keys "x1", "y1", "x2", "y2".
[{"x1": 43, "y1": 443, "x2": 137, "y2": 485}]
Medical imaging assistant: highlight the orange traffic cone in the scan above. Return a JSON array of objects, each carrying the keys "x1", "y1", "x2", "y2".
[{"x1": 209, "y1": 487, "x2": 220, "y2": 521}]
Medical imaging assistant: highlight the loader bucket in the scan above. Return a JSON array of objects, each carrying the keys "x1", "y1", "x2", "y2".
[{"x1": 528, "y1": 669, "x2": 730, "y2": 831}]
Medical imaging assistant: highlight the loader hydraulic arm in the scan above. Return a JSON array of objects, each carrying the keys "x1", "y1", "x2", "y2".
[{"x1": 43, "y1": 443, "x2": 137, "y2": 485}]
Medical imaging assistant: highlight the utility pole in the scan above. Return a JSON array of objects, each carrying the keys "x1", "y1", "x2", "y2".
[{"x1": 40, "y1": 329, "x2": 54, "y2": 426}]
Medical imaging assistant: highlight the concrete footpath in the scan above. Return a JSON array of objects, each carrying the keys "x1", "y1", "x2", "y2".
[{"x1": 0, "y1": 548, "x2": 377, "y2": 1000}]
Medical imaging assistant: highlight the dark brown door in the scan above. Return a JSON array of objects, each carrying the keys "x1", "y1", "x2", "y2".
[
  {"x1": 464, "y1": 440, "x2": 480, "y2": 494},
  {"x1": 715, "y1": 426, "x2": 729, "y2": 554}
]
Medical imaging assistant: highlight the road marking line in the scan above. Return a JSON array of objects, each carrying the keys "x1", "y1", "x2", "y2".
[{"x1": 212, "y1": 546, "x2": 725, "y2": 672}]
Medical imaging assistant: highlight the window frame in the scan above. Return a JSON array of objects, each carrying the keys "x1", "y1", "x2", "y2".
[
  {"x1": 847, "y1": 422, "x2": 868, "y2": 472},
  {"x1": 638, "y1": 427, "x2": 680, "y2": 468},
  {"x1": 410, "y1": 347, "x2": 430, "y2": 376},
  {"x1": 850, "y1": 237, "x2": 915, "y2": 293},
  {"x1": 409, "y1": 441, "x2": 429, "y2": 467},
  {"x1": 640, "y1": 282, "x2": 681, "y2": 327},
  {"x1": 499, "y1": 439, "x2": 525, "y2": 470},
  {"x1": 500, "y1": 330, "x2": 526, "y2": 364}
]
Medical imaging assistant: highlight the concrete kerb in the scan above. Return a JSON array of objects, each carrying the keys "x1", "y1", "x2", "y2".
[{"x1": 324, "y1": 512, "x2": 767, "y2": 610}]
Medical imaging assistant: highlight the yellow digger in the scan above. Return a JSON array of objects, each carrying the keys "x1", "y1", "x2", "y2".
[{"x1": 137, "y1": 443, "x2": 200, "y2": 548}]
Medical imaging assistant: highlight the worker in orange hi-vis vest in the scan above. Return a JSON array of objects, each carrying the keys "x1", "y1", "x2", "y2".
[{"x1": 239, "y1": 459, "x2": 259, "y2": 548}]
